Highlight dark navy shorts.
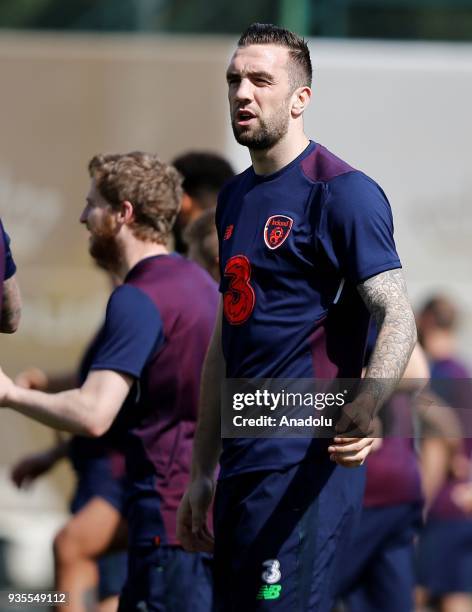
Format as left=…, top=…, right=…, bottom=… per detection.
left=417, top=518, right=472, bottom=596
left=71, top=455, right=127, bottom=515
left=336, top=502, right=422, bottom=612
left=118, top=545, right=213, bottom=612
left=71, top=457, right=128, bottom=600
left=213, top=458, right=365, bottom=612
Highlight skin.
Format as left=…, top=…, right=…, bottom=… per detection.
left=177, top=43, right=417, bottom=553
left=1, top=274, right=21, bottom=333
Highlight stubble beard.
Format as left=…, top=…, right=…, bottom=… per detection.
left=232, top=102, right=290, bottom=151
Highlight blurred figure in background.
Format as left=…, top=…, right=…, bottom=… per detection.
left=0, top=218, right=21, bottom=334
left=171, top=151, right=234, bottom=253
left=10, top=276, right=127, bottom=612
left=417, top=295, right=472, bottom=612
left=0, top=151, right=218, bottom=611
left=184, top=207, right=219, bottom=282
left=335, top=333, right=427, bottom=612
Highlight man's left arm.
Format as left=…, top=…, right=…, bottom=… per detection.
left=329, top=268, right=417, bottom=466
left=359, top=268, right=417, bottom=385
left=0, top=368, right=133, bottom=436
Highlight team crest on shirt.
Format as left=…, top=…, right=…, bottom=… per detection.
left=264, top=215, right=293, bottom=250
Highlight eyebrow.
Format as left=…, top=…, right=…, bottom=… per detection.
left=226, top=69, right=275, bottom=82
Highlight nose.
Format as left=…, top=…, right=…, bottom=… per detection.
left=233, top=77, right=253, bottom=105
left=79, top=205, right=88, bottom=225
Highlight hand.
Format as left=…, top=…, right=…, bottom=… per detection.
left=0, top=367, right=15, bottom=407
left=329, top=398, right=376, bottom=467
left=15, top=367, right=48, bottom=391
left=176, top=476, right=215, bottom=553
left=328, top=436, right=375, bottom=467
left=10, top=450, right=57, bottom=488
left=451, top=483, right=472, bottom=514
left=335, top=398, right=375, bottom=439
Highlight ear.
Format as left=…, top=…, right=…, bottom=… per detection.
left=119, top=200, right=135, bottom=225
left=291, top=86, right=312, bottom=118
left=180, top=192, right=193, bottom=216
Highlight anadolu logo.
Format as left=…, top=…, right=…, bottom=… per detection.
left=264, top=215, right=293, bottom=250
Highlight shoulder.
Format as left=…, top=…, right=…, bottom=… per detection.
left=106, top=283, right=160, bottom=322
left=322, top=169, right=392, bottom=225
left=300, top=143, right=356, bottom=184
left=219, top=167, right=252, bottom=198
left=216, top=168, right=253, bottom=216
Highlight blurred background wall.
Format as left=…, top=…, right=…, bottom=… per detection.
left=0, top=0, right=471, bottom=591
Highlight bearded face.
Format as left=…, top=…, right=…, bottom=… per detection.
left=231, top=98, right=290, bottom=150
left=81, top=179, right=124, bottom=273
left=88, top=212, right=123, bottom=273
left=227, top=45, right=294, bottom=153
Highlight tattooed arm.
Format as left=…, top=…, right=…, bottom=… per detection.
left=358, top=268, right=417, bottom=405
left=1, top=275, right=21, bottom=333
left=329, top=268, right=416, bottom=467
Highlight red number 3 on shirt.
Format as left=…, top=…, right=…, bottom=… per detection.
left=223, top=255, right=255, bottom=325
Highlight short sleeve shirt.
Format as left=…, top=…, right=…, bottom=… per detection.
left=84, top=254, right=218, bottom=545
left=216, top=141, right=401, bottom=477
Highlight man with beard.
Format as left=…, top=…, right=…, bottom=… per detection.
left=1, top=218, right=21, bottom=333
left=0, top=152, right=218, bottom=611
left=177, top=23, right=417, bottom=612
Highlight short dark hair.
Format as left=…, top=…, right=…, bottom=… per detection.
left=418, top=295, right=458, bottom=331
left=238, top=23, right=312, bottom=89
left=172, top=151, right=234, bottom=207
left=88, top=151, right=182, bottom=244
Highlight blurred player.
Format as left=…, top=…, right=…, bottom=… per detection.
left=11, top=275, right=127, bottom=612
left=335, top=337, right=428, bottom=612
left=0, top=152, right=218, bottom=611
left=417, top=295, right=472, bottom=612
left=177, top=23, right=417, bottom=611
left=0, top=218, right=21, bottom=333
left=171, top=151, right=234, bottom=253
left=184, top=208, right=219, bottom=282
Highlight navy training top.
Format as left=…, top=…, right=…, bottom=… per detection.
left=216, top=141, right=402, bottom=478
left=86, top=254, right=218, bottom=545
left=0, top=219, right=17, bottom=318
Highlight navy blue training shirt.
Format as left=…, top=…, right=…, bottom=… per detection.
left=0, top=219, right=17, bottom=320
left=85, top=254, right=218, bottom=546
left=216, top=141, right=402, bottom=478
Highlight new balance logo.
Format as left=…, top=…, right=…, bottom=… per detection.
left=257, top=585, right=282, bottom=601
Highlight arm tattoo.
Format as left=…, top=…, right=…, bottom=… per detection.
left=357, top=268, right=417, bottom=408
left=1, top=276, right=22, bottom=333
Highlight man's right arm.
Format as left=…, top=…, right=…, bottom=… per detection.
left=177, top=298, right=224, bottom=552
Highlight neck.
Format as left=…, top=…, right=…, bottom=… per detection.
left=250, top=130, right=310, bottom=176
left=117, top=235, right=169, bottom=279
